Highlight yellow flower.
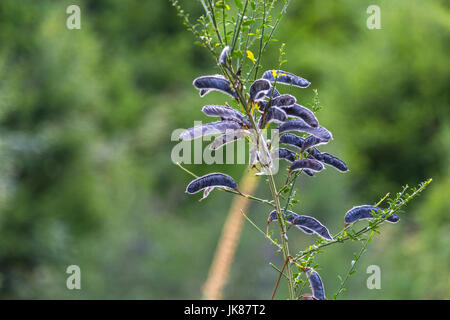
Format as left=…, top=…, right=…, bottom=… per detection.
left=246, top=50, right=256, bottom=63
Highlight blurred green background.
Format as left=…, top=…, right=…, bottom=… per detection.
left=0, top=0, right=448, bottom=299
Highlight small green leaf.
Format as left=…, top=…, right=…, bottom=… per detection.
left=233, top=0, right=243, bottom=10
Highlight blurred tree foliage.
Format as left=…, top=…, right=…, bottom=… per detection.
left=0, top=0, right=448, bottom=299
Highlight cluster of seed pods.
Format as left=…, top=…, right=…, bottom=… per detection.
left=180, top=47, right=402, bottom=300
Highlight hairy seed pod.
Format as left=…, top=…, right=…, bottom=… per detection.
left=267, top=210, right=314, bottom=234
left=271, top=94, right=297, bottom=107
left=303, top=169, right=315, bottom=177
left=266, top=86, right=281, bottom=98
left=217, top=46, right=229, bottom=65
left=344, top=205, right=400, bottom=224
left=264, top=106, right=287, bottom=124
left=301, top=135, right=328, bottom=151
left=289, top=158, right=324, bottom=172
left=278, top=120, right=333, bottom=142
left=292, top=215, right=333, bottom=240
left=201, top=186, right=215, bottom=201
left=272, top=148, right=297, bottom=162
left=201, top=105, right=245, bottom=123
left=193, top=75, right=237, bottom=98
left=281, top=104, right=319, bottom=127
left=209, top=130, right=245, bottom=150
left=279, top=133, right=305, bottom=150
left=305, top=268, right=326, bottom=300
left=186, top=173, right=237, bottom=194
left=249, top=79, right=271, bottom=101
left=179, top=120, right=242, bottom=140
left=320, top=152, right=348, bottom=172
left=263, top=70, right=311, bottom=88
left=309, top=147, right=324, bottom=161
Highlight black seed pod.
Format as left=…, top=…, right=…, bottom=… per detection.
left=267, top=210, right=314, bottom=234
left=321, top=152, right=348, bottom=172
left=249, top=79, right=271, bottom=101
left=272, top=148, right=297, bottom=162
left=209, top=130, right=245, bottom=150
left=305, top=268, right=326, bottom=300
left=218, top=46, right=229, bottom=65
left=278, top=120, right=333, bottom=142
left=179, top=120, right=242, bottom=140
left=292, top=215, right=333, bottom=240
left=303, top=169, right=315, bottom=177
left=279, top=133, right=305, bottom=150
left=264, top=106, right=287, bottom=124
left=344, top=205, right=400, bottom=224
left=201, top=105, right=245, bottom=123
left=289, top=159, right=324, bottom=172
left=263, top=70, right=311, bottom=88
left=281, top=104, right=319, bottom=127
left=193, top=75, right=237, bottom=98
left=302, top=135, right=328, bottom=151
left=186, top=173, right=238, bottom=194
left=309, top=147, right=324, bottom=161
left=271, top=94, right=297, bottom=107
left=266, top=86, right=281, bottom=98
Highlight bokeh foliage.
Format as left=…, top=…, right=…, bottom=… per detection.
left=0, top=0, right=448, bottom=299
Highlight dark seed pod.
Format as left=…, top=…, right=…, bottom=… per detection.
left=289, top=159, right=324, bottom=172
left=263, top=70, right=311, bottom=88
left=305, top=268, right=326, bottom=300
left=309, top=147, right=324, bottom=161
left=201, top=105, right=245, bottom=123
left=321, top=152, right=348, bottom=172
left=209, top=130, right=245, bottom=150
left=267, top=210, right=314, bottom=234
left=266, top=86, right=281, bottom=98
left=186, top=173, right=238, bottom=194
left=264, top=106, right=287, bottom=124
left=193, top=75, right=237, bottom=98
left=281, top=104, right=319, bottom=127
left=179, top=120, right=242, bottom=140
left=344, top=205, right=400, bottom=224
left=249, top=79, right=271, bottom=101
left=271, top=94, right=297, bottom=107
left=278, top=120, right=333, bottom=142
left=217, top=46, right=229, bottom=65
left=302, top=135, right=328, bottom=151
left=279, top=133, right=305, bottom=150
left=200, top=186, right=215, bottom=201
left=292, top=215, right=333, bottom=240
left=272, top=148, right=297, bottom=162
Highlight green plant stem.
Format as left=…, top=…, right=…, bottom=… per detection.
left=294, top=179, right=431, bottom=262
left=267, top=171, right=295, bottom=300
left=334, top=230, right=375, bottom=299
left=243, top=213, right=281, bottom=249
left=245, top=0, right=292, bottom=82
left=222, top=0, right=227, bottom=45
left=253, top=0, right=267, bottom=80
left=230, top=0, right=249, bottom=55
